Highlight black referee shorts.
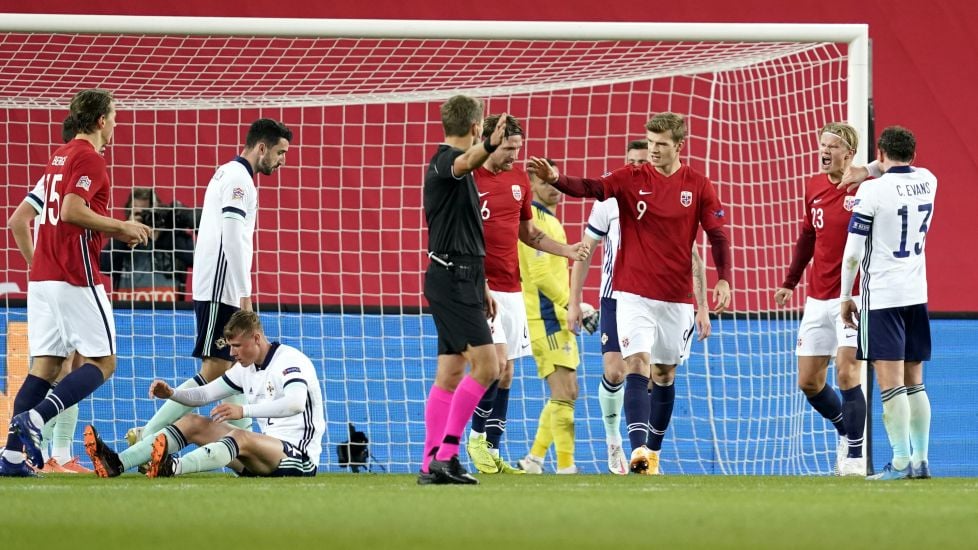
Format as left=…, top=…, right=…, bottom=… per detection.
left=424, top=258, right=492, bottom=355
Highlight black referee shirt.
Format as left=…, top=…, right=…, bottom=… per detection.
left=423, top=144, right=485, bottom=257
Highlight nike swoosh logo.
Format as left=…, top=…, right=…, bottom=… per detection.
left=813, top=198, right=823, bottom=203
left=479, top=192, right=490, bottom=197
left=639, top=190, right=652, bottom=195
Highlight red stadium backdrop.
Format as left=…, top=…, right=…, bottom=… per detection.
left=2, top=0, right=975, bottom=312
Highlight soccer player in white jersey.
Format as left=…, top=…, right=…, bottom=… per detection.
left=1, top=118, right=93, bottom=474
left=774, top=122, right=868, bottom=477
left=529, top=113, right=731, bottom=475
left=568, top=139, right=711, bottom=475
left=2, top=90, right=151, bottom=476
left=840, top=126, right=936, bottom=481
left=85, top=310, right=325, bottom=477
left=463, top=115, right=587, bottom=475
left=129, top=119, right=292, bottom=445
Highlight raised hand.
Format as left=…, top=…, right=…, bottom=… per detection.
left=527, top=156, right=558, bottom=184
left=839, top=165, right=870, bottom=191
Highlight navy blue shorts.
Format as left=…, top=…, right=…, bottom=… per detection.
left=192, top=300, right=239, bottom=361
left=857, top=303, right=931, bottom=362
left=237, top=440, right=317, bottom=477
left=424, top=260, right=492, bottom=355
left=599, top=297, right=620, bottom=354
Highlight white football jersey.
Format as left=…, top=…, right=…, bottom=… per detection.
left=222, top=343, right=325, bottom=464
left=849, top=165, right=937, bottom=309
left=192, top=158, right=258, bottom=307
left=584, top=198, right=621, bottom=299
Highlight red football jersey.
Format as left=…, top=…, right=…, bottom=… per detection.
left=30, top=139, right=111, bottom=287
left=600, top=163, right=726, bottom=304
left=801, top=173, right=860, bottom=299
left=474, top=166, right=533, bottom=292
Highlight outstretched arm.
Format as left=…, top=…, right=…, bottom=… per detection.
left=519, top=218, right=589, bottom=261
left=149, top=376, right=238, bottom=406
left=526, top=157, right=606, bottom=200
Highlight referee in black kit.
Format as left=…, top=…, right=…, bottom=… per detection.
left=418, top=96, right=508, bottom=485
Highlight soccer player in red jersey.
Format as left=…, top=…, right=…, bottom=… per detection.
left=774, top=122, right=867, bottom=476
left=527, top=112, right=731, bottom=475
left=464, top=115, right=586, bottom=474
left=1, top=89, right=151, bottom=476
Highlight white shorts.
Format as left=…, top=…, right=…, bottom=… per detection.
left=28, top=281, right=116, bottom=358
left=487, top=290, right=531, bottom=360
left=796, top=296, right=858, bottom=357
left=615, top=292, right=695, bottom=365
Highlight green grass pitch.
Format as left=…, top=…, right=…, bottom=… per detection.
left=2, top=474, right=976, bottom=549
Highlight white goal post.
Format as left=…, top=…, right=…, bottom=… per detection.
left=0, top=15, right=868, bottom=475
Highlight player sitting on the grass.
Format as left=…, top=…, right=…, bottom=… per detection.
left=85, top=310, right=324, bottom=477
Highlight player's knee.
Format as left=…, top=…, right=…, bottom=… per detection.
left=176, top=413, right=212, bottom=438
left=603, top=356, right=626, bottom=384
left=797, top=379, right=821, bottom=395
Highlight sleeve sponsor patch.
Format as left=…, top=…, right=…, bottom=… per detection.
left=232, top=187, right=245, bottom=200
left=713, top=208, right=725, bottom=218
left=282, top=367, right=301, bottom=376
left=76, top=175, right=92, bottom=190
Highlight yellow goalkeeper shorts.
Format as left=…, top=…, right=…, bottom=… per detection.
left=530, top=330, right=579, bottom=379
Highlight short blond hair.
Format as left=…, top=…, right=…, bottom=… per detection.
left=645, top=112, right=686, bottom=143
left=820, top=122, right=859, bottom=153
left=223, top=310, right=263, bottom=339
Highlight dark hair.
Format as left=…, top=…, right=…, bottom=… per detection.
left=877, top=126, right=916, bottom=163
left=481, top=115, right=524, bottom=139
left=440, top=95, right=484, bottom=137
left=627, top=139, right=648, bottom=152
left=61, top=116, right=76, bottom=143
left=67, top=89, right=114, bottom=134
left=245, top=118, right=293, bottom=149
left=123, top=187, right=161, bottom=220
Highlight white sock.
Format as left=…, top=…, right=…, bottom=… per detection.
left=598, top=376, right=624, bottom=445
left=907, top=385, right=931, bottom=465
left=881, top=386, right=911, bottom=470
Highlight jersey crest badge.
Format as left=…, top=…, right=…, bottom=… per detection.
left=76, top=176, right=92, bottom=191
left=512, top=185, right=522, bottom=201
left=680, top=191, right=693, bottom=207
left=843, top=196, right=857, bottom=212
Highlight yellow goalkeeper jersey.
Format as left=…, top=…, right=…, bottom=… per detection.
left=519, top=201, right=570, bottom=339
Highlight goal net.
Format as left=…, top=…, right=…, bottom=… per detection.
left=0, top=16, right=868, bottom=475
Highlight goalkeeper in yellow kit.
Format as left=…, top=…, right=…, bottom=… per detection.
left=517, top=158, right=580, bottom=474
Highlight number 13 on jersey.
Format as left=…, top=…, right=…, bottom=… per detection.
left=894, top=203, right=933, bottom=258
